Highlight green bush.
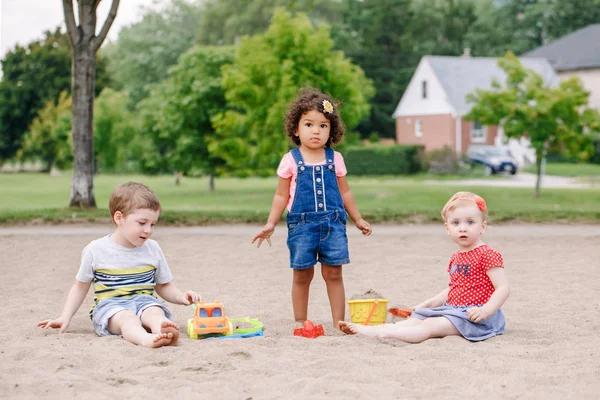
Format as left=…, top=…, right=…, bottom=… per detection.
left=343, top=145, right=424, bottom=175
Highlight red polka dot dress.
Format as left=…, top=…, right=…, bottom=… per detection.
left=411, top=244, right=506, bottom=341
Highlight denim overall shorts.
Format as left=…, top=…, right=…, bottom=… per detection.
left=286, top=147, right=350, bottom=269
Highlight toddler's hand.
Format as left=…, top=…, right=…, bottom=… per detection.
left=37, top=317, right=71, bottom=334
left=181, top=290, right=200, bottom=305
left=251, top=223, right=275, bottom=248
left=355, top=218, right=372, bottom=236
left=467, top=306, right=489, bottom=323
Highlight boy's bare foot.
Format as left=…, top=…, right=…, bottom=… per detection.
left=161, top=321, right=180, bottom=346
left=338, top=321, right=360, bottom=335
left=141, top=332, right=172, bottom=348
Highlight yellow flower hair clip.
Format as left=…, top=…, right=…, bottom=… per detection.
left=322, top=100, right=334, bottom=114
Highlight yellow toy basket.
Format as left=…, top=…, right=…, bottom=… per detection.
left=348, top=298, right=389, bottom=325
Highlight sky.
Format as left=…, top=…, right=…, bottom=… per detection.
left=0, top=0, right=167, bottom=58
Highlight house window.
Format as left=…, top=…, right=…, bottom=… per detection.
left=471, top=122, right=486, bottom=143
left=415, top=119, right=423, bottom=137
left=422, top=80, right=427, bottom=99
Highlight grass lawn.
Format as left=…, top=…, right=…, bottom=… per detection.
left=524, top=162, right=600, bottom=177
left=1, top=172, right=599, bottom=224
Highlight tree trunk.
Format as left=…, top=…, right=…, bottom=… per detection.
left=69, top=45, right=97, bottom=207
left=63, top=0, right=119, bottom=208
left=534, top=151, right=542, bottom=198
left=209, top=174, right=215, bottom=192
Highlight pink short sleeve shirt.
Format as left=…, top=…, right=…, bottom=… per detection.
left=277, top=150, right=347, bottom=211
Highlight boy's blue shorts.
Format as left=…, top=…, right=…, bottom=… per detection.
left=91, top=295, right=172, bottom=337
left=286, top=210, right=350, bottom=269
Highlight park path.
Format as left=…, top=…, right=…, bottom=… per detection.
left=0, top=223, right=598, bottom=237
left=425, top=172, right=598, bottom=189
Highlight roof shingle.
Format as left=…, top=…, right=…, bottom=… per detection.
left=523, top=24, right=600, bottom=71
left=426, top=56, right=558, bottom=116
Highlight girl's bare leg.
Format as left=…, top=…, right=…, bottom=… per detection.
left=321, top=264, right=345, bottom=327
left=292, top=267, right=314, bottom=323
left=338, top=317, right=460, bottom=343
left=141, top=306, right=180, bottom=346
left=108, top=310, right=172, bottom=348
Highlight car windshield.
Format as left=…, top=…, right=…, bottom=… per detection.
left=482, top=148, right=509, bottom=156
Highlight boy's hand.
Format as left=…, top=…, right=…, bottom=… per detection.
left=467, top=306, right=489, bottom=323
left=180, top=290, right=200, bottom=306
left=355, top=218, right=372, bottom=236
left=251, top=223, right=275, bottom=248
left=37, top=317, right=71, bottom=334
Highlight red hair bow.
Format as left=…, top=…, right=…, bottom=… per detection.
left=475, top=197, right=487, bottom=212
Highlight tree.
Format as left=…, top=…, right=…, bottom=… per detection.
left=104, top=0, right=204, bottom=106
left=62, top=0, right=119, bottom=208
left=137, top=46, right=234, bottom=190
left=542, top=0, right=600, bottom=41
left=197, top=0, right=345, bottom=46
left=465, top=53, right=600, bottom=197
left=210, top=10, right=374, bottom=176
left=94, top=88, right=140, bottom=172
left=0, top=28, right=109, bottom=163
left=18, top=91, right=73, bottom=172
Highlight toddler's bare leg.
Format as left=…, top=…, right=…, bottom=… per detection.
left=339, top=317, right=459, bottom=343
left=321, top=264, right=345, bottom=327
left=108, top=310, right=172, bottom=348
left=140, top=306, right=180, bottom=346
left=292, top=267, right=314, bottom=323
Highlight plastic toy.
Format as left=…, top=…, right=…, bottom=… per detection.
left=187, top=301, right=232, bottom=340
left=388, top=307, right=412, bottom=318
left=294, top=320, right=325, bottom=338
left=348, top=298, right=389, bottom=325
left=187, top=301, right=264, bottom=340
left=207, top=318, right=264, bottom=340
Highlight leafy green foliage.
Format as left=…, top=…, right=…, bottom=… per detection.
left=344, top=145, right=424, bottom=175
left=210, top=10, right=374, bottom=176
left=104, top=0, right=204, bottom=106
left=94, top=89, right=142, bottom=172
left=18, top=91, right=73, bottom=171
left=197, top=0, right=345, bottom=45
left=137, top=46, right=234, bottom=178
left=465, top=52, right=600, bottom=196
left=0, top=27, right=109, bottom=163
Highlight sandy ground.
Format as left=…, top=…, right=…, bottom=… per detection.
left=1, top=224, right=599, bottom=399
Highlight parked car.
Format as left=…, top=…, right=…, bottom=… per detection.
left=466, top=145, right=518, bottom=175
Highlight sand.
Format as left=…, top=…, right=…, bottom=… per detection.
left=1, top=224, right=599, bottom=399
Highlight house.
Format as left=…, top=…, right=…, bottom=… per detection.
left=523, top=24, right=600, bottom=111
left=392, top=54, right=558, bottom=165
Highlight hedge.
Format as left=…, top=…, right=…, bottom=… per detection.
left=343, top=144, right=424, bottom=175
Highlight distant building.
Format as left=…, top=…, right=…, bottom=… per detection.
left=523, top=24, right=600, bottom=111
left=392, top=54, right=558, bottom=165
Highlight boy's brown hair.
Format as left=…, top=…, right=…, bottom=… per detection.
left=284, top=88, right=346, bottom=147
left=109, top=182, right=161, bottom=221
left=441, top=191, right=488, bottom=222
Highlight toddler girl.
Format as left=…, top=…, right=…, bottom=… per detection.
left=339, top=191, right=509, bottom=342
left=251, top=88, right=372, bottom=327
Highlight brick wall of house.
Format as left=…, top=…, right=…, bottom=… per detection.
left=461, top=121, right=498, bottom=152
left=395, top=114, right=455, bottom=151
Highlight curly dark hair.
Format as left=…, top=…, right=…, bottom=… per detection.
left=284, top=88, right=345, bottom=147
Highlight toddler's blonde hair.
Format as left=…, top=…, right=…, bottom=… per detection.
left=109, top=182, right=161, bottom=221
left=441, top=191, right=488, bottom=222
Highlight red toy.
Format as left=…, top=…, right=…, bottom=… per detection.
left=388, top=307, right=412, bottom=318
left=293, top=320, right=325, bottom=338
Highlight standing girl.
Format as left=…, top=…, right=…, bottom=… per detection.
left=339, top=191, right=509, bottom=342
left=252, top=88, right=372, bottom=327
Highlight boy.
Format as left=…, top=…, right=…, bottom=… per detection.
left=38, top=182, right=199, bottom=348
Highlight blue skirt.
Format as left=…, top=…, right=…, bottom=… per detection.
left=410, top=303, right=505, bottom=341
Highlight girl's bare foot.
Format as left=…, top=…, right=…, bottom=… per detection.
left=338, top=321, right=360, bottom=335
left=141, top=332, right=172, bottom=348
left=161, top=321, right=180, bottom=346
